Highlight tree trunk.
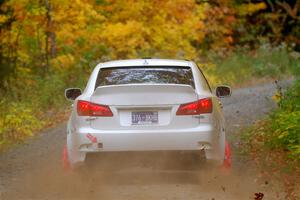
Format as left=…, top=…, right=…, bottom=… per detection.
left=44, top=0, right=56, bottom=71
left=275, top=0, right=300, bottom=20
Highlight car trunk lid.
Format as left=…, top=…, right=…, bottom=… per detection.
left=89, top=84, right=201, bottom=130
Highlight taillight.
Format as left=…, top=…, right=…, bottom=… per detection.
left=176, top=98, right=212, bottom=115
left=77, top=100, right=113, bottom=117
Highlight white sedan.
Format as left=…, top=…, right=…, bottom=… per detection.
left=64, top=59, right=231, bottom=168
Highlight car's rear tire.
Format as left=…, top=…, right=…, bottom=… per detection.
left=203, top=141, right=231, bottom=172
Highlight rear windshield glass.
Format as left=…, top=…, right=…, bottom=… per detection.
left=95, top=66, right=194, bottom=89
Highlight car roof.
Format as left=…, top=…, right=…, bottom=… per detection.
left=98, top=59, right=192, bottom=68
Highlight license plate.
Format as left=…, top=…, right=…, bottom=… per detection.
left=131, top=111, right=158, bottom=125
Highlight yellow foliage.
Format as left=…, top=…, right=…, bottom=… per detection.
left=0, top=15, right=8, bottom=24
left=51, top=54, right=75, bottom=71
left=94, top=0, right=207, bottom=59
left=272, top=91, right=282, bottom=103
left=0, top=103, right=43, bottom=144
left=0, top=0, right=212, bottom=68
left=0, top=0, right=259, bottom=75
left=238, top=2, right=267, bottom=16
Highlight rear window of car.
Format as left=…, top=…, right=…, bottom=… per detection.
left=95, top=66, right=195, bottom=89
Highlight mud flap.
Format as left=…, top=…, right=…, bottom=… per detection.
left=223, top=141, right=231, bottom=168
left=62, top=145, right=70, bottom=171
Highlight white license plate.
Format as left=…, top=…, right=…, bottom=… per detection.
left=132, top=111, right=158, bottom=125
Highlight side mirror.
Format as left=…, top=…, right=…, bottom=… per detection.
left=215, top=85, right=231, bottom=98
left=65, top=88, right=82, bottom=101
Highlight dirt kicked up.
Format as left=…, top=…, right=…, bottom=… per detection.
left=0, top=81, right=290, bottom=200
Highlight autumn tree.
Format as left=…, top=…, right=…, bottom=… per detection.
left=1, top=0, right=299, bottom=92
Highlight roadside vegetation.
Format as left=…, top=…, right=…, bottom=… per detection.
left=240, top=77, right=300, bottom=161
left=1, top=0, right=300, bottom=160
left=239, top=77, right=300, bottom=199
left=203, top=43, right=300, bottom=87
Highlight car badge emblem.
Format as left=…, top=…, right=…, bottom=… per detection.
left=143, top=60, right=149, bottom=65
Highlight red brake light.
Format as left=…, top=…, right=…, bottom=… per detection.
left=77, top=100, right=113, bottom=117
left=176, top=98, right=212, bottom=115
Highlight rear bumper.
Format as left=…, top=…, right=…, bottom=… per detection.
left=70, top=124, right=215, bottom=152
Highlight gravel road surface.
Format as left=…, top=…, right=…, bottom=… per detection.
left=0, top=81, right=290, bottom=200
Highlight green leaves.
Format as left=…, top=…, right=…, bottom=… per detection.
left=242, top=79, right=300, bottom=162
left=0, top=102, right=43, bottom=147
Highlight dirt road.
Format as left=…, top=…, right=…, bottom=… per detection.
left=0, top=81, right=290, bottom=200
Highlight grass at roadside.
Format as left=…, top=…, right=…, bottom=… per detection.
left=202, top=43, right=299, bottom=87
left=0, top=70, right=88, bottom=151
left=239, top=79, right=300, bottom=199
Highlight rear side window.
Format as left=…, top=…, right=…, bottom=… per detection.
left=95, top=66, right=195, bottom=89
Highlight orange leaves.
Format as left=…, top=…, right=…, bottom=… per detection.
left=164, top=0, right=195, bottom=24
left=225, top=15, right=235, bottom=24
left=225, top=36, right=233, bottom=44
left=202, top=4, right=237, bottom=49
